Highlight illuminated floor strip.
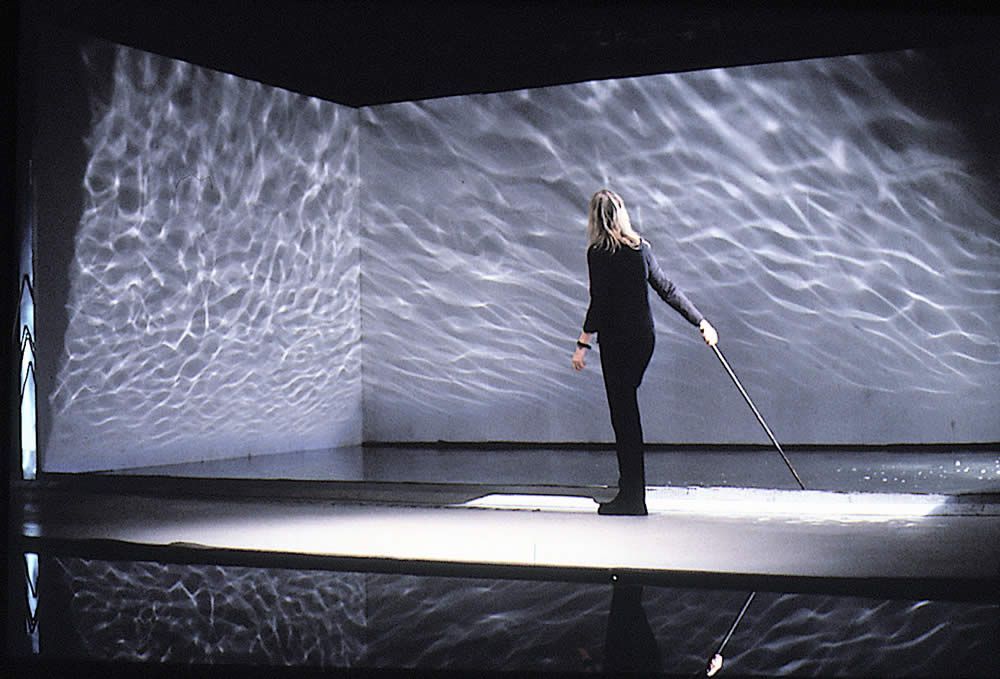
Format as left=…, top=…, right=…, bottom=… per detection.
left=462, top=486, right=996, bottom=520
left=17, top=487, right=1000, bottom=579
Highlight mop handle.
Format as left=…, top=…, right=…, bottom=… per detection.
left=710, top=344, right=806, bottom=490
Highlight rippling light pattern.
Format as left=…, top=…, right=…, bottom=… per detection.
left=39, top=42, right=1000, bottom=472
left=45, top=45, right=361, bottom=471
left=360, top=50, right=1000, bottom=444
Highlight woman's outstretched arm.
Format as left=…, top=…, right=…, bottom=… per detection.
left=645, top=244, right=718, bottom=346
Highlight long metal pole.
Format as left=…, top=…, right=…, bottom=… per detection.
left=711, top=345, right=806, bottom=490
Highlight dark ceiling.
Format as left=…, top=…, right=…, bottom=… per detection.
left=20, top=1, right=1000, bottom=107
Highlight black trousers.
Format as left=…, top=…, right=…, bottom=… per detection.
left=599, top=332, right=655, bottom=498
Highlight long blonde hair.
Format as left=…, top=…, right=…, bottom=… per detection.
left=587, top=189, right=642, bottom=251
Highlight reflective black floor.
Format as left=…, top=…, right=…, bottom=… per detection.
left=10, top=445, right=1000, bottom=677
left=9, top=553, right=1000, bottom=677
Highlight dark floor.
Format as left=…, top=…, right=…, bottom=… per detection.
left=9, top=554, right=999, bottom=677
left=10, top=444, right=1000, bottom=677
left=12, top=445, right=1000, bottom=592
left=100, top=443, right=1000, bottom=495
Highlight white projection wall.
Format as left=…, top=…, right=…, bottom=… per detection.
left=38, top=41, right=361, bottom=471
left=359, top=50, right=1000, bottom=445
left=33, top=35, right=999, bottom=473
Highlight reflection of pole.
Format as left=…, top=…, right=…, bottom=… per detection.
left=710, top=345, right=806, bottom=490
left=716, top=591, right=755, bottom=657
left=705, top=591, right=756, bottom=677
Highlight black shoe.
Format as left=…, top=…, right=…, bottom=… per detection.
left=598, top=493, right=647, bottom=516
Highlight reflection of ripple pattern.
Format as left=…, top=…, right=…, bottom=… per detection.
left=48, top=45, right=361, bottom=470
left=715, top=591, right=998, bottom=677
left=363, top=575, right=609, bottom=671
left=361, top=50, right=1000, bottom=444
left=51, top=560, right=998, bottom=676
left=54, top=558, right=366, bottom=667
left=365, top=576, right=996, bottom=675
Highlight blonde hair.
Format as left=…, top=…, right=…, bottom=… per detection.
left=587, top=189, right=642, bottom=251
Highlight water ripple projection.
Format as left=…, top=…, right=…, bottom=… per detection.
left=360, top=48, right=999, bottom=445
left=45, top=43, right=362, bottom=471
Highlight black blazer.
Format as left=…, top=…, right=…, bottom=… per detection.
left=583, top=240, right=703, bottom=340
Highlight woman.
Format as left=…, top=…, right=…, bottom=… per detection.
left=572, top=189, right=717, bottom=516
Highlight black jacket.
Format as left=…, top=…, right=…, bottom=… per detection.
left=583, top=240, right=703, bottom=340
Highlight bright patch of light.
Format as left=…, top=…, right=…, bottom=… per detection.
left=463, top=487, right=963, bottom=522
left=21, top=368, right=37, bottom=481
left=646, top=487, right=952, bottom=522
left=20, top=164, right=36, bottom=481
left=464, top=494, right=598, bottom=512
left=19, top=290, right=37, bottom=481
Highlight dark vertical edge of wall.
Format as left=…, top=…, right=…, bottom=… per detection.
left=6, top=0, right=25, bottom=660
left=8, top=5, right=31, bottom=484
left=28, top=28, right=116, bottom=472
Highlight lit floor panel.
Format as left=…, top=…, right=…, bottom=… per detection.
left=465, top=486, right=989, bottom=519
left=18, top=485, right=1000, bottom=582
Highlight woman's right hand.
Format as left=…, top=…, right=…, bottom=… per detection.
left=699, top=319, right=719, bottom=347
left=572, top=347, right=588, bottom=371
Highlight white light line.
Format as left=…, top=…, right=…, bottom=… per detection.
left=461, top=487, right=993, bottom=521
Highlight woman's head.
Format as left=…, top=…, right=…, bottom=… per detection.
left=587, top=189, right=642, bottom=251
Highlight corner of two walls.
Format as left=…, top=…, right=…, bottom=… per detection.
left=36, top=38, right=1000, bottom=472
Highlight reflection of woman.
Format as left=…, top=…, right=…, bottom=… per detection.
left=604, top=584, right=661, bottom=673
left=573, top=190, right=717, bottom=516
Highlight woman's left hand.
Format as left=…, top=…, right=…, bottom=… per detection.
left=699, top=319, right=719, bottom=347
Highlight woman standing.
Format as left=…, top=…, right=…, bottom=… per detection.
left=572, top=189, right=717, bottom=515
